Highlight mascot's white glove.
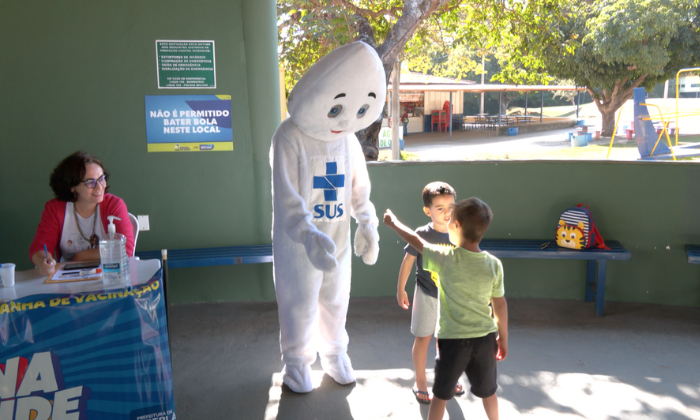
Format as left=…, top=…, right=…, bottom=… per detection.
left=304, top=230, right=338, bottom=272
left=354, top=223, right=379, bottom=265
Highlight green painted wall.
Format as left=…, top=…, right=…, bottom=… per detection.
left=359, top=160, right=700, bottom=307
left=0, top=0, right=278, bottom=302
left=2, top=1, right=699, bottom=308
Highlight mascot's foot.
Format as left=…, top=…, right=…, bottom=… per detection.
left=283, top=364, right=313, bottom=393
left=320, top=353, right=356, bottom=385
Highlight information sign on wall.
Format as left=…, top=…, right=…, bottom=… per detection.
left=145, top=95, right=233, bottom=152
left=156, top=40, right=216, bottom=89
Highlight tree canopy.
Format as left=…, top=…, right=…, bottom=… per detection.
left=278, top=0, right=571, bottom=159
left=543, top=0, right=700, bottom=135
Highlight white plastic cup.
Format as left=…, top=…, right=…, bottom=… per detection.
left=1, top=263, right=16, bottom=287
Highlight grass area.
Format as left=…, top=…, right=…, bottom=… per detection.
left=509, top=102, right=600, bottom=119
left=511, top=98, right=700, bottom=121
left=377, top=149, right=420, bottom=161
left=376, top=135, right=700, bottom=162
left=679, top=134, right=700, bottom=143
left=463, top=144, right=639, bottom=161
left=461, top=135, right=700, bottom=161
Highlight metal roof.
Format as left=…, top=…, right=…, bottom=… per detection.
left=388, top=83, right=586, bottom=93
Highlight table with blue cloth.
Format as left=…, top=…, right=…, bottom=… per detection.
left=0, top=258, right=175, bottom=420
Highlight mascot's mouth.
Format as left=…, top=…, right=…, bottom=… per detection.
left=331, top=130, right=343, bottom=133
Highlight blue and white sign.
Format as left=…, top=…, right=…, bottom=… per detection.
left=145, top=95, right=233, bottom=152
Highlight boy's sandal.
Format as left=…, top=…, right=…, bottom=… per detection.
left=455, top=382, right=465, bottom=396
left=412, top=387, right=431, bottom=405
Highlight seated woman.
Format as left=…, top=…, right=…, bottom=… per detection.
left=29, top=151, right=134, bottom=276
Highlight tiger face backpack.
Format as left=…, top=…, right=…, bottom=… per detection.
left=555, top=204, right=609, bottom=250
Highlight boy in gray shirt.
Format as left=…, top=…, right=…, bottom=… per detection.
left=396, top=182, right=464, bottom=403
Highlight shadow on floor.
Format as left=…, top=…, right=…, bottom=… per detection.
left=169, top=297, right=700, bottom=420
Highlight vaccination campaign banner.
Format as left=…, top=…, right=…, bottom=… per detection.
left=145, top=95, right=233, bottom=152
left=0, top=271, right=175, bottom=420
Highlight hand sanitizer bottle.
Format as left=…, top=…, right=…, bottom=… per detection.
left=99, top=215, right=130, bottom=286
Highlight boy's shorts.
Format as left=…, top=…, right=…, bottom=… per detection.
left=410, top=285, right=437, bottom=337
left=432, top=333, right=498, bottom=400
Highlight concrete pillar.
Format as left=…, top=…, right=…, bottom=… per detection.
left=242, top=0, right=279, bottom=242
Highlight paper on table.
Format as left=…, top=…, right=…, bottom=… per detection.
left=45, top=262, right=103, bottom=284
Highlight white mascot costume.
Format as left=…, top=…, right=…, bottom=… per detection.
left=270, top=41, right=386, bottom=393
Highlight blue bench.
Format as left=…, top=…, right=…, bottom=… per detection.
left=480, top=239, right=631, bottom=317
left=135, top=245, right=273, bottom=324
left=686, top=245, right=700, bottom=264
left=135, top=244, right=273, bottom=268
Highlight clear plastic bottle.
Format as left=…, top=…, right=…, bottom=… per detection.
left=99, top=215, right=130, bottom=286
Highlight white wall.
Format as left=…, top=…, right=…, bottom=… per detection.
left=425, top=91, right=462, bottom=114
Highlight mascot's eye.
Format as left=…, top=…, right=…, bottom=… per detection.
left=328, top=104, right=343, bottom=118
left=570, top=232, right=577, bottom=239
left=561, top=232, right=566, bottom=238
left=357, top=104, right=370, bottom=118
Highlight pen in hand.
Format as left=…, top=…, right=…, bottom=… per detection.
left=43, top=244, right=56, bottom=269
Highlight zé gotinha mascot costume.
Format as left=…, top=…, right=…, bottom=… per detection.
left=270, top=41, right=385, bottom=393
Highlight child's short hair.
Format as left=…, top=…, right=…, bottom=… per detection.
left=422, top=181, right=456, bottom=207
left=452, top=197, right=493, bottom=243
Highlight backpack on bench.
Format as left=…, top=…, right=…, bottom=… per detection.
left=555, top=204, right=609, bottom=250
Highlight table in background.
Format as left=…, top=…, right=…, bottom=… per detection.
left=0, top=258, right=175, bottom=420
left=513, top=115, right=534, bottom=124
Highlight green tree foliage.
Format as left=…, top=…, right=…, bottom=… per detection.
left=543, top=0, right=700, bottom=136
left=278, top=0, right=571, bottom=159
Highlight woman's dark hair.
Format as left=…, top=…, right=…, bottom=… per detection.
left=49, top=151, right=110, bottom=202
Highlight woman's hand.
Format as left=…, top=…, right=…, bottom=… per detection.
left=32, top=251, right=57, bottom=277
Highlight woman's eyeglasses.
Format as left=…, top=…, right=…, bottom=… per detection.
left=81, top=174, right=108, bottom=189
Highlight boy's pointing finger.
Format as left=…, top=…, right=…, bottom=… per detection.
left=383, top=209, right=394, bottom=226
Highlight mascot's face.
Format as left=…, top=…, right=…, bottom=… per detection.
left=287, top=42, right=387, bottom=142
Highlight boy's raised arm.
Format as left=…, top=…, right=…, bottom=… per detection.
left=383, top=209, right=426, bottom=253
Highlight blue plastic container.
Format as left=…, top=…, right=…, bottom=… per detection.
left=572, top=135, right=588, bottom=147
left=508, top=127, right=518, bottom=136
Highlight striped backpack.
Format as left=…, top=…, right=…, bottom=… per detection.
left=555, top=204, right=609, bottom=250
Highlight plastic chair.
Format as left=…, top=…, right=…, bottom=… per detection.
left=128, top=213, right=139, bottom=252
left=439, top=111, right=448, bottom=132
left=431, top=111, right=441, bottom=132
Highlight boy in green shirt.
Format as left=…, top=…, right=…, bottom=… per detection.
left=384, top=197, right=508, bottom=420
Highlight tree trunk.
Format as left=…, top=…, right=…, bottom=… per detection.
left=500, top=98, right=511, bottom=115
left=601, top=110, right=617, bottom=137
left=589, top=75, right=647, bottom=137
left=595, top=93, right=633, bottom=136
left=355, top=117, right=383, bottom=161
left=353, top=0, right=451, bottom=160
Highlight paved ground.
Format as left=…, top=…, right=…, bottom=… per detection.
left=397, top=115, right=700, bottom=161
left=169, top=297, right=700, bottom=420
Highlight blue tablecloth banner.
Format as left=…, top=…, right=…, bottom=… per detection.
left=0, top=270, right=174, bottom=420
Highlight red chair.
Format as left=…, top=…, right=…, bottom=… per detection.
left=431, top=111, right=441, bottom=132
left=438, top=111, right=448, bottom=132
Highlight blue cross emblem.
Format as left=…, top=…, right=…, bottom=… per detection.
left=313, top=162, right=345, bottom=201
